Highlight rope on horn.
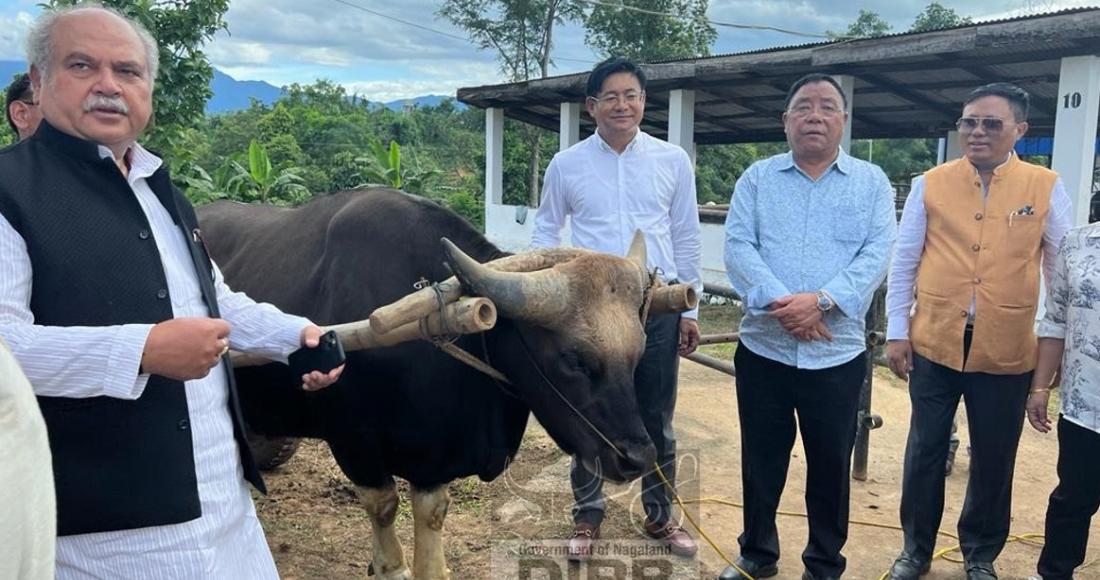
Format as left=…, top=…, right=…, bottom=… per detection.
left=413, top=277, right=514, bottom=385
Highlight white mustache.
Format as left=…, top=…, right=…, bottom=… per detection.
left=83, top=95, right=128, bottom=115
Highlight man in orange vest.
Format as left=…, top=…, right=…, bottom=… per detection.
left=884, top=83, right=1073, bottom=580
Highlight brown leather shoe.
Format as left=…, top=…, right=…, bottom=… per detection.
left=644, top=520, right=698, bottom=558
left=568, top=522, right=600, bottom=561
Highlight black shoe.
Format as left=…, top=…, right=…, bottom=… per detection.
left=889, top=553, right=930, bottom=580
left=718, top=557, right=778, bottom=580
left=965, top=561, right=998, bottom=580
left=802, top=570, right=839, bottom=580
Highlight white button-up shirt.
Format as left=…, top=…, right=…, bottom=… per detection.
left=1037, top=224, right=1100, bottom=435
left=0, top=142, right=310, bottom=579
left=531, top=130, right=702, bottom=318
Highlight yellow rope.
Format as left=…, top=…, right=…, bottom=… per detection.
left=654, top=462, right=756, bottom=580
left=652, top=463, right=1084, bottom=580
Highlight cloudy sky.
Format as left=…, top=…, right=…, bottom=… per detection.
left=0, top=0, right=1092, bottom=102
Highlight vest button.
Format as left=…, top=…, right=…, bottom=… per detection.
left=138, top=230, right=150, bottom=240
left=973, top=277, right=982, bottom=284
left=971, top=243, right=980, bottom=252
left=177, top=419, right=190, bottom=431
left=960, top=310, right=968, bottom=317
left=975, top=212, right=983, bottom=221
left=156, top=289, right=168, bottom=299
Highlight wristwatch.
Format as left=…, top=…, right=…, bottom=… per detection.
left=815, top=290, right=835, bottom=312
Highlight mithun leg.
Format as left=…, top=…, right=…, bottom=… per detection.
left=357, top=481, right=411, bottom=580
left=411, top=485, right=451, bottom=580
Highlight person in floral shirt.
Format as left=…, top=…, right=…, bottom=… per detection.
left=1027, top=224, right=1100, bottom=580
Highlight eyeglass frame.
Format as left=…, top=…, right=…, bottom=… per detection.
left=955, top=116, right=1012, bottom=133
left=785, top=102, right=846, bottom=118
left=586, top=90, right=645, bottom=107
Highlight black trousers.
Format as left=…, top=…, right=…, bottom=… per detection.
left=899, top=352, right=1031, bottom=563
left=1037, top=416, right=1100, bottom=580
left=572, top=312, right=681, bottom=526
left=734, top=344, right=866, bottom=578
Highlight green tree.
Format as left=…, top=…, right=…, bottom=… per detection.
left=439, top=0, right=584, bottom=207
left=910, top=2, right=972, bottom=32
left=583, top=0, right=717, bottom=61
left=187, top=80, right=488, bottom=227
left=828, top=9, right=892, bottom=39
left=695, top=142, right=787, bottom=204
left=848, top=138, right=937, bottom=183
left=46, top=0, right=230, bottom=155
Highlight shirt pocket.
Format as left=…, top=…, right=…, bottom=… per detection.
left=1004, top=214, right=1043, bottom=259
left=829, top=197, right=869, bottom=244
left=831, top=208, right=869, bottom=248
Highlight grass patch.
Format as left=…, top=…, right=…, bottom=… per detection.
left=696, top=303, right=741, bottom=360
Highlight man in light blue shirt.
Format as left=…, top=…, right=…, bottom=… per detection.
left=720, top=73, right=896, bottom=580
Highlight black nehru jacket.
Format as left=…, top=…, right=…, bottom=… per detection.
left=0, top=121, right=264, bottom=536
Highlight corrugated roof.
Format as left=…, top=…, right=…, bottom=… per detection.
left=458, top=7, right=1100, bottom=144
left=663, top=5, right=1100, bottom=64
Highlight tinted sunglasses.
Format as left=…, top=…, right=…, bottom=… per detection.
left=955, top=117, right=1008, bottom=133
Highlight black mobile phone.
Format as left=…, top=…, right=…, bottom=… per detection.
left=288, top=330, right=346, bottom=377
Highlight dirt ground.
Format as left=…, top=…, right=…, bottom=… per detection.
left=255, top=361, right=1099, bottom=580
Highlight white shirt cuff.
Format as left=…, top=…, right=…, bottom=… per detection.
left=886, top=315, right=910, bottom=341
left=104, top=324, right=154, bottom=399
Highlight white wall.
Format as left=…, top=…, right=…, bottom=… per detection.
left=485, top=202, right=730, bottom=286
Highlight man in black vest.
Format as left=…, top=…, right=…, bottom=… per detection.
left=0, top=5, right=342, bottom=578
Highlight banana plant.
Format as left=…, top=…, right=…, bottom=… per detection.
left=227, top=139, right=310, bottom=205
left=357, top=139, right=440, bottom=195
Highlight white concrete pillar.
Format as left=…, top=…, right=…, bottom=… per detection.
left=832, top=75, right=855, bottom=153
left=1051, top=55, right=1100, bottom=226
left=560, top=102, right=581, bottom=151
left=668, top=89, right=696, bottom=163
left=485, top=107, right=504, bottom=205
left=937, top=137, right=947, bottom=164
left=944, top=130, right=963, bottom=161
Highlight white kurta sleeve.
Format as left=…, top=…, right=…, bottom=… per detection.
left=0, top=212, right=152, bottom=399
left=212, top=264, right=311, bottom=363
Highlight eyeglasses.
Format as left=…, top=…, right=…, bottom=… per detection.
left=588, top=91, right=644, bottom=107
left=955, top=117, right=1008, bottom=133
left=786, top=103, right=845, bottom=118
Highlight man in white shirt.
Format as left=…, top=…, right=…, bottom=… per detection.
left=532, top=56, right=703, bottom=559
left=0, top=6, right=342, bottom=578
left=0, top=338, right=54, bottom=580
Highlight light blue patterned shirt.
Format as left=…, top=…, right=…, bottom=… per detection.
left=1037, top=224, right=1100, bottom=435
left=724, top=150, right=897, bottom=370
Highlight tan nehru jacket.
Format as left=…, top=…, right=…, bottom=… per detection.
left=909, top=155, right=1056, bottom=374
left=0, top=338, right=55, bottom=580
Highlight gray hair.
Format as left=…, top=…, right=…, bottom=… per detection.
left=25, top=3, right=160, bottom=85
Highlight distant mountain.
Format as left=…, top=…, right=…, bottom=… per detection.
left=0, top=60, right=463, bottom=114
left=380, top=94, right=461, bottom=110
left=208, top=68, right=283, bottom=113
